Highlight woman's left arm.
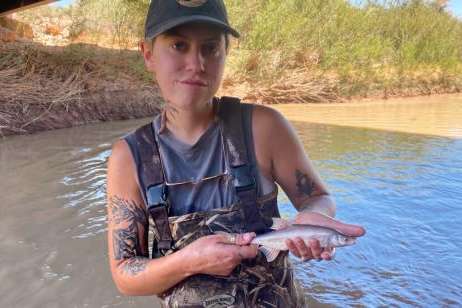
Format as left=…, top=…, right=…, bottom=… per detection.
left=252, top=105, right=365, bottom=261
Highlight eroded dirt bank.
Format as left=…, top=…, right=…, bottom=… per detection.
left=0, top=41, right=162, bottom=137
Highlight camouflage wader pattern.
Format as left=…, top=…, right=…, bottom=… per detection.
left=158, top=193, right=307, bottom=308
left=133, top=97, right=306, bottom=308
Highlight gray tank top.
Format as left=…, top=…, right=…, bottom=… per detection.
left=125, top=103, right=275, bottom=216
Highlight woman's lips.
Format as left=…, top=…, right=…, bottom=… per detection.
left=179, top=80, right=207, bottom=87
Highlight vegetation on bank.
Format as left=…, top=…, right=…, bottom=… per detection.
left=9, top=0, right=462, bottom=102
left=226, top=0, right=462, bottom=101
left=24, top=0, right=460, bottom=102
left=0, top=42, right=160, bottom=136
left=1, top=0, right=462, bottom=135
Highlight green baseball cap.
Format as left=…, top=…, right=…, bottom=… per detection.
left=144, top=0, right=240, bottom=40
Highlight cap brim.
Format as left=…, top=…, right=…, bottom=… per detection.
left=145, top=15, right=240, bottom=40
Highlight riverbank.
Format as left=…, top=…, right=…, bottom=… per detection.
left=0, top=40, right=460, bottom=137
left=2, top=0, right=462, bottom=136
left=0, top=41, right=161, bottom=137
left=224, top=0, right=462, bottom=103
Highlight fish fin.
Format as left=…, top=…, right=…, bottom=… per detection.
left=259, top=246, right=280, bottom=262
left=270, top=217, right=291, bottom=230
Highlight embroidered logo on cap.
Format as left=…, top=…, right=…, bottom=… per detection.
left=177, top=0, right=208, bottom=7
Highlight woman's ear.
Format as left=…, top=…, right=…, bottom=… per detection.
left=140, top=40, right=156, bottom=73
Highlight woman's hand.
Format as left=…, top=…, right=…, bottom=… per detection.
left=286, top=211, right=366, bottom=261
left=183, top=232, right=258, bottom=276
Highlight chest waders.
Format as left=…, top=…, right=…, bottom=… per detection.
left=133, top=97, right=306, bottom=308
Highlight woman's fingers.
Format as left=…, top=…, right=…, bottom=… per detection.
left=295, top=237, right=312, bottom=260
left=215, top=232, right=256, bottom=245
left=237, top=245, right=258, bottom=259
left=212, top=232, right=258, bottom=259
left=294, top=211, right=366, bottom=238
left=285, top=239, right=301, bottom=258
left=286, top=237, right=316, bottom=260
left=232, top=233, right=258, bottom=258
left=309, top=239, right=322, bottom=260
left=214, top=231, right=339, bottom=263
left=321, top=247, right=335, bottom=261
left=286, top=238, right=336, bottom=262
left=235, top=232, right=256, bottom=245
left=334, top=223, right=365, bottom=237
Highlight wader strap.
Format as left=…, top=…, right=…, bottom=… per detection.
left=134, top=124, right=173, bottom=250
left=218, top=97, right=271, bottom=233
left=217, top=96, right=248, bottom=167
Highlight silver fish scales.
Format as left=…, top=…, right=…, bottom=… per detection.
left=251, top=218, right=357, bottom=262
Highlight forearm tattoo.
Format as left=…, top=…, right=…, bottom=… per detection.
left=122, top=257, right=150, bottom=276
left=295, top=170, right=315, bottom=197
left=109, top=196, right=149, bottom=275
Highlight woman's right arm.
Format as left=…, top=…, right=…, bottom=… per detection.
left=107, top=140, right=257, bottom=296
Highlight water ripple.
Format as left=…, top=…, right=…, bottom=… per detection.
left=1, top=103, right=462, bottom=307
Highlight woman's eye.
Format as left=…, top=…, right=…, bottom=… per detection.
left=202, top=43, right=219, bottom=56
left=172, top=42, right=187, bottom=52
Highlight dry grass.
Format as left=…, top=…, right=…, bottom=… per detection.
left=0, top=43, right=85, bottom=134
left=0, top=42, right=161, bottom=136
left=243, top=69, right=341, bottom=104
left=221, top=65, right=342, bottom=104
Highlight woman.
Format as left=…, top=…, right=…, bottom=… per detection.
left=106, top=0, right=365, bottom=306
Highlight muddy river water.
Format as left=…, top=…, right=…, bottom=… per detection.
left=1, top=95, right=461, bottom=307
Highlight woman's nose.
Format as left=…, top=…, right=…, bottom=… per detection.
left=185, top=48, right=206, bottom=73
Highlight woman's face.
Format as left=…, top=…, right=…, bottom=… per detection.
left=142, top=23, right=227, bottom=112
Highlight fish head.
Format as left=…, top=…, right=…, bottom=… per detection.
left=332, top=234, right=357, bottom=247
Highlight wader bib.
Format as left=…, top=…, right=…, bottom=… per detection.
left=131, top=97, right=306, bottom=308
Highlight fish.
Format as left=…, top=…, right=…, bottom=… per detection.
left=250, top=218, right=358, bottom=262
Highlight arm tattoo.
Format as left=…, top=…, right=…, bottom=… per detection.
left=122, top=257, right=149, bottom=276
left=295, top=170, right=315, bottom=197
left=109, top=196, right=149, bottom=275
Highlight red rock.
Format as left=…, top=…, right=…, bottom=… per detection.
left=0, top=26, right=17, bottom=42
left=44, top=24, right=61, bottom=36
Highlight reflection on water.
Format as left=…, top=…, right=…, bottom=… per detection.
left=274, top=94, right=462, bottom=138
left=0, top=120, right=158, bottom=308
left=278, top=122, right=462, bottom=307
left=1, top=96, right=461, bottom=307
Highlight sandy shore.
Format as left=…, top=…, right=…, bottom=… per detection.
left=273, top=93, right=462, bottom=138
left=2, top=92, right=462, bottom=138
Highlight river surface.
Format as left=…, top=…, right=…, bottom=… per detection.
left=1, top=95, right=461, bottom=307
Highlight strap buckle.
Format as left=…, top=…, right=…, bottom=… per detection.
left=146, top=184, right=168, bottom=209
left=232, top=165, right=256, bottom=192
left=146, top=184, right=173, bottom=251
